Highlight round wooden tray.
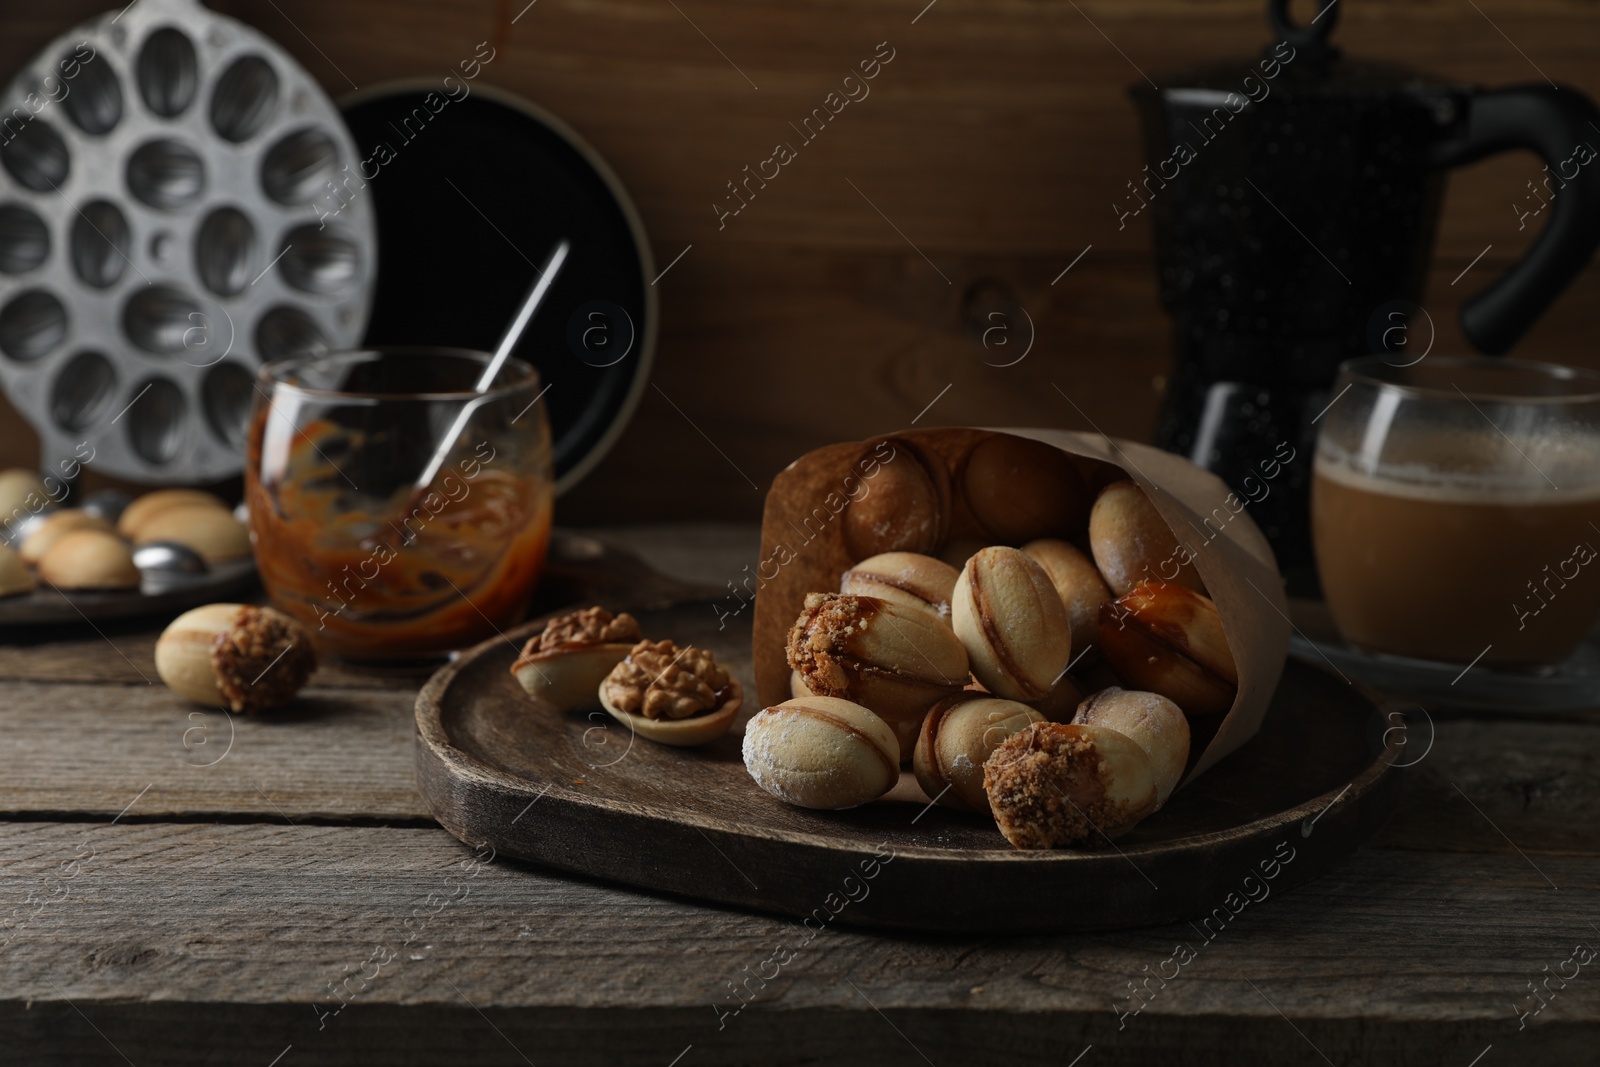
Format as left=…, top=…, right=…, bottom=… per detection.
left=416, top=601, right=1402, bottom=933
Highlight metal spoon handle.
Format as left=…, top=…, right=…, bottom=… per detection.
left=479, top=239, right=571, bottom=391
left=413, top=238, right=570, bottom=492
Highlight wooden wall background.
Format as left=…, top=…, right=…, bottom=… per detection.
left=4, top=0, right=1599, bottom=522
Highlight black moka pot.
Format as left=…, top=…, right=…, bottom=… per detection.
left=1131, top=0, right=1600, bottom=594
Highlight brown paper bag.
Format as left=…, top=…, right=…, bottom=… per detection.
left=750, top=428, right=1290, bottom=786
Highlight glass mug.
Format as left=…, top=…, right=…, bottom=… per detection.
left=1312, top=356, right=1600, bottom=668
left=246, top=348, right=554, bottom=662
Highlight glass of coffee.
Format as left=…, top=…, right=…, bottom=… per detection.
left=1312, top=357, right=1600, bottom=668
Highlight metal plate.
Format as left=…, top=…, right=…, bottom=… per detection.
left=1290, top=629, right=1600, bottom=711
left=0, top=0, right=375, bottom=484
left=0, top=556, right=255, bottom=625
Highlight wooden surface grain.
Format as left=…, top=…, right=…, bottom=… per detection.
left=0, top=526, right=1596, bottom=1063
left=0, top=680, right=428, bottom=821
left=2, top=3, right=1599, bottom=516
left=0, top=823, right=1594, bottom=1064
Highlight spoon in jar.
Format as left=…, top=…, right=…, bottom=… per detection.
left=133, top=541, right=210, bottom=592
left=409, top=238, right=570, bottom=496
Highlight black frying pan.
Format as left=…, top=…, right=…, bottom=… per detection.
left=341, top=81, right=656, bottom=494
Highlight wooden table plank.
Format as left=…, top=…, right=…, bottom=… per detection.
left=0, top=630, right=406, bottom=690
left=1375, top=717, right=1600, bottom=857
left=0, top=821, right=1592, bottom=1064
left=5, top=1003, right=1564, bottom=1067
left=0, top=681, right=429, bottom=821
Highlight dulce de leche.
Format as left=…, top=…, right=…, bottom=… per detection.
left=248, top=416, right=552, bottom=662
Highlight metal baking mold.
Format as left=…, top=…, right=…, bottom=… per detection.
left=0, top=0, right=375, bottom=483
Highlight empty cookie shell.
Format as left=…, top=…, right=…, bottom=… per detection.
left=118, top=489, right=230, bottom=538
left=134, top=504, right=251, bottom=562
left=19, top=508, right=111, bottom=565
left=36, top=528, right=139, bottom=590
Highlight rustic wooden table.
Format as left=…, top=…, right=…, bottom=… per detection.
left=1, top=525, right=1594, bottom=1066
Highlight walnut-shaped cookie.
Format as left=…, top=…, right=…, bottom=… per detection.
left=1088, top=480, right=1205, bottom=595
left=743, top=696, right=899, bottom=809
left=951, top=547, right=1072, bottom=702
left=1072, top=687, right=1190, bottom=808
left=914, top=693, right=1044, bottom=812
left=983, top=721, right=1158, bottom=849
left=1099, top=583, right=1237, bottom=717
left=156, top=604, right=316, bottom=713
left=786, top=592, right=969, bottom=724
left=840, top=551, right=959, bottom=627
left=1023, top=538, right=1111, bottom=656
left=511, top=606, right=642, bottom=711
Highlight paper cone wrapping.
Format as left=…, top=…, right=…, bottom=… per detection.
left=751, top=428, right=1290, bottom=786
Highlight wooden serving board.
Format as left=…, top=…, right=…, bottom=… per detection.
left=416, top=596, right=1403, bottom=933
